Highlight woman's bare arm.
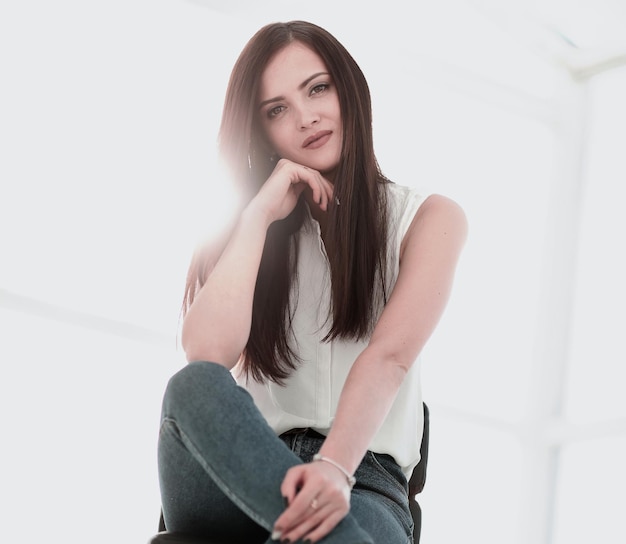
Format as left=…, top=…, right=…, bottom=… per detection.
left=181, top=205, right=271, bottom=366
left=274, top=193, right=468, bottom=543
left=181, top=159, right=333, bottom=366
left=319, top=193, right=468, bottom=472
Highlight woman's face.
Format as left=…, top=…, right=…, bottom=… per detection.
left=257, top=42, right=343, bottom=181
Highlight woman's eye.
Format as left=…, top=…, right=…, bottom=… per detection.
left=311, top=83, right=329, bottom=95
left=267, top=105, right=285, bottom=118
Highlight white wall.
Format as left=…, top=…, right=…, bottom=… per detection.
left=1, top=1, right=624, bottom=543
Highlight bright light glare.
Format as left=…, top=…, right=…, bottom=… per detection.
left=0, top=0, right=243, bottom=334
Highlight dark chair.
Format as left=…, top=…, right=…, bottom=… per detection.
left=150, top=404, right=429, bottom=544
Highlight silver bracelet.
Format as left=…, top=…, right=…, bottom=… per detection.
left=312, top=453, right=356, bottom=489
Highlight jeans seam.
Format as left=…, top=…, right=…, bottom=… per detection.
left=366, top=452, right=409, bottom=497
left=363, top=452, right=414, bottom=540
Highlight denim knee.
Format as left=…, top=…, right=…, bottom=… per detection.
left=162, top=361, right=232, bottom=419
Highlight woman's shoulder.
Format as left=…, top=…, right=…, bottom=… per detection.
left=406, top=193, right=468, bottom=247
left=386, top=182, right=467, bottom=257
left=416, top=193, right=466, bottom=222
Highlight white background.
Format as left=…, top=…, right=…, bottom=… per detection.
left=1, top=1, right=624, bottom=543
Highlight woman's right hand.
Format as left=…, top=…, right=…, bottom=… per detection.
left=248, top=158, right=334, bottom=224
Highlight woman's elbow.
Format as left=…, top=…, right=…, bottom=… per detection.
left=181, top=325, right=239, bottom=368
left=388, top=353, right=415, bottom=383
left=182, top=344, right=239, bottom=369
left=367, top=344, right=415, bottom=385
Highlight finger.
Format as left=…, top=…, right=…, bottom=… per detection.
left=301, top=509, right=347, bottom=543
left=283, top=501, right=350, bottom=544
left=302, top=168, right=323, bottom=208
left=275, top=484, right=323, bottom=538
left=323, top=179, right=334, bottom=210
left=275, top=487, right=317, bottom=531
left=280, top=466, right=305, bottom=505
left=314, top=174, right=333, bottom=211
left=318, top=175, right=330, bottom=211
left=279, top=501, right=328, bottom=543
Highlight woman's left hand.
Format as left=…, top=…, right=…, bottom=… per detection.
left=272, top=461, right=351, bottom=543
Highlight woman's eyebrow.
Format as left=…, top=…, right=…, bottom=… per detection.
left=298, top=71, right=329, bottom=90
left=258, top=72, right=330, bottom=109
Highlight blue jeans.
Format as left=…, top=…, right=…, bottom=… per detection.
left=158, top=361, right=414, bottom=544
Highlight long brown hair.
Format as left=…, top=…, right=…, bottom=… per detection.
left=183, top=21, right=390, bottom=383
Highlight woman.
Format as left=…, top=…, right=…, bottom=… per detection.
left=158, top=20, right=467, bottom=544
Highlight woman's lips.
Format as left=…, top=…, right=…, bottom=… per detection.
left=302, top=130, right=332, bottom=149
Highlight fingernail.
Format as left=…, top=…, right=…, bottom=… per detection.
left=271, top=529, right=282, bottom=541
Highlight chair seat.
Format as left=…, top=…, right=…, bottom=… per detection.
left=149, top=531, right=231, bottom=544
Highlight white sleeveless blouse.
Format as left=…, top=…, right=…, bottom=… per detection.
left=234, top=183, right=428, bottom=478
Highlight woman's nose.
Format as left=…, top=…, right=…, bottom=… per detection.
left=297, top=104, right=320, bottom=129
